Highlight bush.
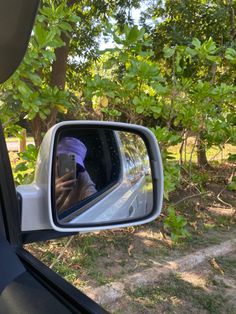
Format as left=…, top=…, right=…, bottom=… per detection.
left=13, top=144, right=38, bottom=185
left=164, top=206, right=191, bottom=243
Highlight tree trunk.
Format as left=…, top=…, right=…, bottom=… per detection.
left=46, top=32, right=70, bottom=130
left=19, top=129, right=27, bottom=152
left=229, top=0, right=236, bottom=40
left=31, top=32, right=70, bottom=147
left=196, top=132, right=209, bottom=167
left=31, top=114, right=45, bottom=147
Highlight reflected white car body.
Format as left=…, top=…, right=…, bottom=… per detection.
left=68, top=131, right=151, bottom=224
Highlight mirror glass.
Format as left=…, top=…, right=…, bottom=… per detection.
left=53, top=128, right=153, bottom=225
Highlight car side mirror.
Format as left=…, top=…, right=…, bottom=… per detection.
left=17, top=121, right=163, bottom=233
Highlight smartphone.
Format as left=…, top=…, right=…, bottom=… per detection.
left=58, top=153, right=76, bottom=179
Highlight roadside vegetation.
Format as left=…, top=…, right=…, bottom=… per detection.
left=5, top=0, right=236, bottom=240
left=24, top=157, right=235, bottom=287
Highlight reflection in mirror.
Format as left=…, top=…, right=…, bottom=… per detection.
left=53, top=128, right=153, bottom=225
left=118, top=131, right=153, bottom=216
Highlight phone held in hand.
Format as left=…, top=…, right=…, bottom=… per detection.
left=58, top=153, right=76, bottom=179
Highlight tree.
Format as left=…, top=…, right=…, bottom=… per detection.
left=82, top=24, right=235, bottom=195
left=141, top=0, right=234, bottom=55
left=1, top=0, right=141, bottom=146
left=140, top=0, right=236, bottom=166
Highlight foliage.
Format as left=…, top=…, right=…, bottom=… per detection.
left=227, top=153, right=236, bottom=191
left=81, top=22, right=235, bottom=239
left=83, top=24, right=235, bottom=190
left=141, top=0, right=234, bottom=57
left=164, top=206, right=191, bottom=242
left=0, top=0, right=80, bottom=145
left=228, top=153, right=236, bottom=162
left=151, top=126, right=181, bottom=198
left=191, top=171, right=209, bottom=192
left=227, top=176, right=236, bottom=191
left=1, top=1, right=235, bottom=241
left=0, top=0, right=142, bottom=146
left=13, top=144, right=39, bottom=185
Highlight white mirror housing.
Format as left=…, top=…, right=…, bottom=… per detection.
left=17, top=121, right=163, bottom=233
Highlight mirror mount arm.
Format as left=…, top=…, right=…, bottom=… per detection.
left=17, top=184, right=52, bottom=232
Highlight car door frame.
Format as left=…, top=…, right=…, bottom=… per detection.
left=0, top=123, right=108, bottom=313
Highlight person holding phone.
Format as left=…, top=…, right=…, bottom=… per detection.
left=55, top=137, right=97, bottom=214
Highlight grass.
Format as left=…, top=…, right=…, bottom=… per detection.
left=127, top=272, right=234, bottom=314
left=23, top=141, right=235, bottom=309
left=26, top=162, right=236, bottom=284
left=175, top=205, right=236, bottom=252
left=217, top=256, right=236, bottom=279
left=27, top=231, right=135, bottom=288
left=110, top=253, right=236, bottom=313
left=168, top=137, right=236, bottom=162
left=26, top=218, right=236, bottom=290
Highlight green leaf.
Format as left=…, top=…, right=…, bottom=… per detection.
left=50, top=37, right=65, bottom=48
left=227, top=181, right=236, bottom=191
left=228, top=154, right=236, bottom=162
left=163, top=46, right=175, bottom=58
left=203, top=38, right=217, bottom=54
left=136, top=106, right=144, bottom=113
left=206, top=55, right=221, bottom=63
left=42, top=50, right=56, bottom=61
left=106, top=91, right=115, bottom=98
left=225, top=48, right=236, bottom=63
left=26, top=73, right=42, bottom=85
left=132, top=96, right=140, bottom=106
left=69, top=15, right=80, bottom=24
left=34, top=24, right=48, bottom=47
left=125, top=26, right=145, bottom=44
left=39, top=111, right=47, bottom=120
left=126, top=26, right=140, bottom=43
left=192, top=38, right=201, bottom=48
left=139, top=50, right=154, bottom=57
left=15, top=162, right=28, bottom=172
left=18, top=83, right=32, bottom=97
left=168, top=134, right=181, bottom=145
left=31, top=103, right=39, bottom=112
left=154, top=84, right=168, bottom=94
left=186, top=47, right=197, bottom=57
left=60, top=22, right=73, bottom=32
left=151, top=106, right=161, bottom=114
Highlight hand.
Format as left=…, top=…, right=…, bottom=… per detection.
left=55, top=172, right=77, bottom=207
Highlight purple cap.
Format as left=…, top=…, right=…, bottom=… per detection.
left=57, top=137, right=87, bottom=170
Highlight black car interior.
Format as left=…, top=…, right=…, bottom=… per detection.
left=58, top=128, right=121, bottom=192
left=56, top=128, right=121, bottom=220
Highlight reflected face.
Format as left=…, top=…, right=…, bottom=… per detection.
left=53, top=129, right=153, bottom=225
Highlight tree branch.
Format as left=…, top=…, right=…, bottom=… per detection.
left=173, top=192, right=210, bottom=206
left=49, top=235, right=75, bottom=269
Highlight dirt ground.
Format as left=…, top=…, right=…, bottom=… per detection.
left=107, top=251, right=236, bottom=314
left=25, top=163, right=236, bottom=313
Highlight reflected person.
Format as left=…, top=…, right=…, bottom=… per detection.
left=56, top=137, right=97, bottom=214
